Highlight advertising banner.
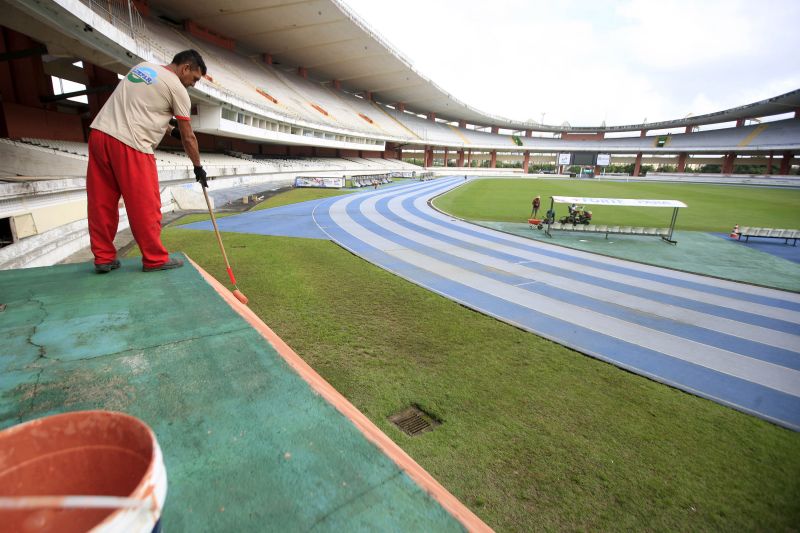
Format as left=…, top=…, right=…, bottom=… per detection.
left=294, top=176, right=345, bottom=188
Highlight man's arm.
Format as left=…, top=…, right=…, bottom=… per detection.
left=174, top=118, right=208, bottom=187
left=176, top=118, right=201, bottom=167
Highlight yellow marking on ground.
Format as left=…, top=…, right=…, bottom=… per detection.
left=738, top=124, right=769, bottom=147
left=447, top=124, right=471, bottom=145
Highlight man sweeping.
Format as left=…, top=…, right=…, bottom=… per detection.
left=87, top=50, right=208, bottom=273
left=531, top=195, right=541, bottom=218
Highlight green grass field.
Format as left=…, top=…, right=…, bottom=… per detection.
left=137, top=186, right=800, bottom=532
left=433, top=179, right=800, bottom=232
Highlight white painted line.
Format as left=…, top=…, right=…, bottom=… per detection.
left=327, top=191, right=800, bottom=397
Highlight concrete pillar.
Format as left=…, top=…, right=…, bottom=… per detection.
left=397, top=147, right=403, bottom=160
left=722, top=153, right=736, bottom=174
left=427, top=112, right=436, bottom=121
left=795, top=109, right=800, bottom=119
left=262, top=53, right=273, bottom=65
left=364, top=91, right=372, bottom=102
left=458, top=120, right=466, bottom=129
left=443, top=147, right=449, bottom=167
left=467, top=149, right=472, bottom=168
left=490, top=150, right=497, bottom=168
left=523, top=152, right=530, bottom=174
left=677, top=153, right=688, bottom=172
left=685, top=126, right=692, bottom=134
left=633, top=153, right=642, bottom=176
left=767, top=152, right=773, bottom=175
left=395, top=102, right=405, bottom=112
left=640, top=129, right=648, bottom=138
left=457, top=149, right=464, bottom=167
left=525, top=129, right=532, bottom=137
left=491, top=126, right=499, bottom=134
left=425, top=146, right=434, bottom=167
left=736, top=118, right=745, bottom=127
left=779, top=151, right=792, bottom=175
left=331, top=79, right=341, bottom=90
left=297, top=66, right=307, bottom=78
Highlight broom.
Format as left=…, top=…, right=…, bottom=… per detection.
left=201, top=185, right=249, bottom=305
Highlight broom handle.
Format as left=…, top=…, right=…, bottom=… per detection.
left=201, top=186, right=237, bottom=285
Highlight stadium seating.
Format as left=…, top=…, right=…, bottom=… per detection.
left=0, top=138, right=416, bottom=180
left=135, top=17, right=800, bottom=153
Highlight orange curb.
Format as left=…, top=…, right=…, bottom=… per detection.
left=186, top=255, right=493, bottom=532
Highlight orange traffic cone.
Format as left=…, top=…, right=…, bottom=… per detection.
left=730, top=224, right=740, bottom=239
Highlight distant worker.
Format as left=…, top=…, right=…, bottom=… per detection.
left=87, top=50, right=208, bottom=273
left=531, top=195, right=541, bottom=217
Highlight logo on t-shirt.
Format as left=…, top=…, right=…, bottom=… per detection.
left=127, top=66, right=158, bottom=85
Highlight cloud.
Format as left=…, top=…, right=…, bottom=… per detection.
left=340, top=0, right=800, bottom=126
left=612, top=0, right=760, bottom=69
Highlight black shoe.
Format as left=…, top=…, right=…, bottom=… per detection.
left=142, top=257, right=184, bottom=272
left=95, top=259, right=121, bottom=274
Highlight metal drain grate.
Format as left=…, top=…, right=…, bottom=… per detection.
left=388, top=406, right=439, bottom=436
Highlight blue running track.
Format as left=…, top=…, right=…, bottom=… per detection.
left=200, top=177, right=800, bottom=430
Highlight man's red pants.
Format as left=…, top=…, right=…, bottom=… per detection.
left=87, top=129, right=169, bottom=268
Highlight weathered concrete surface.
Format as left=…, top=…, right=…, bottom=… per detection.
left=0, top=255, right=468, bottom=531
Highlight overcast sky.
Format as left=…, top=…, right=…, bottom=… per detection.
left=341, top=0, right=800, bottom=127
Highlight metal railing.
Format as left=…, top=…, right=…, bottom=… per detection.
left=76, top=0, right=168, bottom=62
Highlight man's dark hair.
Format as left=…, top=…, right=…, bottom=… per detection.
left=171, top=49, right=207, bottom=75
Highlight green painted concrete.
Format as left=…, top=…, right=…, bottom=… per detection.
left=476, top=221, right=800, bottom=292
left=0, top=254, right=464, bottom=532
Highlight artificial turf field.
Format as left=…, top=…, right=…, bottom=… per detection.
left=147, top=182, right=800, bottom=532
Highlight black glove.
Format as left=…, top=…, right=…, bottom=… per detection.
left=194, top=166, right=208, bottom=188
left=169, top=118, right=181, bottom=140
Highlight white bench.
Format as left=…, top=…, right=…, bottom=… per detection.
left=737, top=227, right=800, bottom=246
left=541, top=222, right=670, bottom=239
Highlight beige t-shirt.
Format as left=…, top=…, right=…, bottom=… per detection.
left=91, top=62, right=191, bottom=154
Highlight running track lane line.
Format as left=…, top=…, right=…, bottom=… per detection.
left=311, top=177, right=800, bottom=430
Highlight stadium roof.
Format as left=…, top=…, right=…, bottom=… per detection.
left=128, top=1, right=800, bottom=133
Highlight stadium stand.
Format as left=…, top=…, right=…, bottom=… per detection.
left=108, top=16, right=800, bottom=155
left=144, top=19, right=410, bottom=141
